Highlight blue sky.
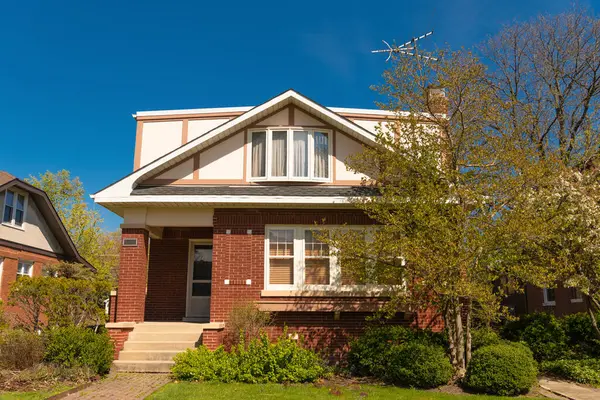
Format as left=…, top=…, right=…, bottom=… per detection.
left=0, top=0, right=593, bottom=231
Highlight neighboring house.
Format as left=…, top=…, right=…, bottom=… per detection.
left=504, top=285, right=587, bottom=317
left=0, top=171, right=92, bottom=312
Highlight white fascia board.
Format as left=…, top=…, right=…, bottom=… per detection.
left=94, top=195, right=352, bottom=205
left=93, top=90, right=378, bottom=200
left=133, top=106, right=401, bottom=118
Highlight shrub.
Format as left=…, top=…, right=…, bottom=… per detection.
left=561, top=313, right=600, bottom=357
left=172, top=334, right=328, bottom=383
left=386, top=343, right=452, bottom=388
left=501, top=313, right=567, bottom=361
left=541, top=358, right=600, bottom=386
left=347, top=325, right=447, bottom=377
left=224, top=302, right=271, bottom=347
left=0, top=329, right=45, bottom=370
left=44, top=326, right=113, bottom=375
left=471, top=326, right=501, bottom=351
left=464, top=342, right=538, bottom=396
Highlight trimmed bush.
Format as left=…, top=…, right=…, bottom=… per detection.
left=501, top=313, right=567, bottom=361
left=0, top=329, right=45, bottom=370
left=44, top=326, right=113, bottom=375
left=561, top=313, right=600, bottom=357
left=464, top=342, right=538, bottom=396
left=471, top=327, right=501, bottom=351
left=541, top=358, right=600, bottom=386
left=347, top=326, right=447, bottom=377
left=386, top=343, right=452, bottom=388
left=172, top=334, right=328, bottom=383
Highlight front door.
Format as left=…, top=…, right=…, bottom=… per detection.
left=187, top=243, right=212, bottom=320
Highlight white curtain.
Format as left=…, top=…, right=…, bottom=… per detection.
left=251, top=132, right=266, bottom=177
left=293, top=131, right=308, bottom=177
left=272, top=131, right=287, bottom=176
left=314, top=132, right=328, bottom=178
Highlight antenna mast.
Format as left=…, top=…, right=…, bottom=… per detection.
left=372, top=31, right=437, bottom=62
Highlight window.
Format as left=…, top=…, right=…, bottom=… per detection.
left=570, top=288, right=584, bottom=303
left=249, top=128, right=331, bottom=181
left=543, top=288, right=556, bottom=306
left=265, top=227, right=336, bottom=289
left=2, top=190, right=26, bottom=228
left=17, top=261, right=33, bottom=278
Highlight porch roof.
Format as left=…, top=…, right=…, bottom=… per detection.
left=131, top=185, right=379, bottom=197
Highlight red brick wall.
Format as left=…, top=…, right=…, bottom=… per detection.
left=116, top=229, right=149, bottom=322
left=145, top=228, right=212, bottom=321
left=107, top=327, right=133, bottom=359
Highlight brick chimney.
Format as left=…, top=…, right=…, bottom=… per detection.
left=426, top=87, right=447, bottom=115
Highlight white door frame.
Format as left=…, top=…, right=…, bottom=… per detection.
left=185, top=239, right=213, bottom=319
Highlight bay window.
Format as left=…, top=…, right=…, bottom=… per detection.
left=249, top=128, right=331, bottom=181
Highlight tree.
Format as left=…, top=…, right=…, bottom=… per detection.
left=26, top=170, right=119, bottom=283
left=324, top=49, right=530, bottom=375
left=483, top=8, right=600, bottom=335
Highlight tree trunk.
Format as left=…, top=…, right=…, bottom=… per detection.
left=454, top=300, right=466, bottom=375
left=587, top=295, right=600, bottom=340
left=445, top=305, right=458, bottom=369
left=465, top=299, right=472, bottom=367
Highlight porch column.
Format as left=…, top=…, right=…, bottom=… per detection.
left=116, top=228, right=149, bottom=322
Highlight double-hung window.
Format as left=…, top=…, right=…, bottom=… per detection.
left=17, top=261, right=33, bottom=278
left=266, top=227, right=336, bottom=289
left=249, top=128, right=331, bottom=181
left=543, top=288, right=556, bottom=306
left=2, top=190, right=26, bottom=228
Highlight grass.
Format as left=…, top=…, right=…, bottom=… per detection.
left=147, top=382, right=540, bottom=400
left=0, top=384, right=72, bottom=400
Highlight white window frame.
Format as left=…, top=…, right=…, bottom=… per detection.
left=0, top=257, right=3, bottom=293
left=543, top=287, right=556, bottom=306
left=247, top=128, right=333, bottom=183
left=570, top=288, right=584, bottom=303
left=2, top=189, right=27, bottom=230
left=17, top=261, right=33, bottom=278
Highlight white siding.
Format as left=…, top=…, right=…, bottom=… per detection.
left=140, top=121, right=183, bottom=167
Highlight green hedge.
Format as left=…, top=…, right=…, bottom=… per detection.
left=44, top=326, right=113, bottom=375
left=464, top=343, right=538, bottom=396
left=347, top=326, right=447, bottom=377
left=471, top=327, right=501, bottom=351
left=541, top=358, right=600, bottom=386
left=501, top=313, right=567, bottom=361
left=172, top=334, right=328, bottom=383
left=386, top=343, right=452, bottom=388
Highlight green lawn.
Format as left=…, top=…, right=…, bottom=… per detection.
left=0, top=384, right=72, bottom=400
left=147, top=382, right=537, bottom=400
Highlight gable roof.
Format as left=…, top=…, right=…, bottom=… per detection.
left=92, top=89, right=378, bottom=201
left=0, top=172, right=94, bottom=270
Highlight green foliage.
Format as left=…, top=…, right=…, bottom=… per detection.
left=347, top=326, right=447, bottom=377
left=0, top=329, right=45, bottom=370
left=500, top=313, right=567, bottom=361
left=541, top=358, right=600, bottom=386
left=8, top=265, right=111, bottom=331
left=471, top=327, right=501, bottom=351
left=172, top=334, right=328, bottom=383
left=464, top=343, right=538, bottom=396
left=561, top=313, right=600, bottom=357
left=386, top=343, right=453, bottom=388
left=0, top=300, right=9, bottom=331
left=44, top=326, right=113, bottom=375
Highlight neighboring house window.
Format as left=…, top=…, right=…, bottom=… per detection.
left=265, top=226, right=338, bottom=289
left=570, top=288, right=584, bottom=303
left=543, top=288, right=556, bottom=306
left=17, top=261, right=33, bottom=278
left=2, top=190, right=26, bottom=228
left=249, top=128, right=331, bottom=181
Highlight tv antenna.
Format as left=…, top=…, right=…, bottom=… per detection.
left=372, top=31, right=437, bottom=62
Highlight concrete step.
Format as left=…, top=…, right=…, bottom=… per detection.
left=123, top=341, right=199, bottom=351
left=118, top=350, right=181, bottom=361
left=113, top=360, right=174, bottom=373
left=133, top=323, right=206, bottom=333
left=128, top=332, right=202, bottom=342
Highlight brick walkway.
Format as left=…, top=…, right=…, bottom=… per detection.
left=61, top=373, right=171, bottom=399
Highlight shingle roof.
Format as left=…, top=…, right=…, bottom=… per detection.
left=131, top=185, right=379, bottom=197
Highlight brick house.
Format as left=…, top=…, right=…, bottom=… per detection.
left=0, top=171, right=93, bottom=318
